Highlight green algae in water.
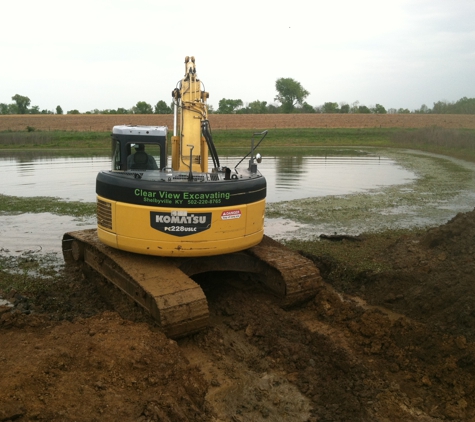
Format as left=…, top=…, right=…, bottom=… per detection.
left=266, top=149, right=475, bottom=239
left=0, top=194, right=96, bottom=218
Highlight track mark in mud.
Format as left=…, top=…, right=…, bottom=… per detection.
left=4, top=208, right=475, bottom=421
left=178, top=276, right=312, bottom=421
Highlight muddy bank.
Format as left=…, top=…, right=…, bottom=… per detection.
left=2, top=209, right=475, bottom=421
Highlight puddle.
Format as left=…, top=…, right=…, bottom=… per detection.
left=0, top=213, right=96, bottom=256
left=264, top=218, right=312, bottom=240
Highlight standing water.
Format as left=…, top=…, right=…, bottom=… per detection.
left=2, top=148, right=475, bottom=254
left=0, top=152, right=414, bottom=203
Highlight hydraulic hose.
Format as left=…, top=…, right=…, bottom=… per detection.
left=201, top=120, right=220, bottom=169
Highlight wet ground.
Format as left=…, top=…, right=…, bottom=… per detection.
left=267, top=149, right=475, bottom=240
left=2, top=207, right=475, bottom=421
left=1, top=148, right=475, bottom=421
left=2, top=148, right=475, bottom=256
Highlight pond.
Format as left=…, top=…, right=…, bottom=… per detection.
left=0, top=150, right=414, bottom=203
left=1, top=148, right=475, bottom=254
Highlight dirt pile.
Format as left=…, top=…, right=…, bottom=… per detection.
left=2, top=208, right=475, bottom=421
left=327, top=208, right=475, bottom=342
left=0, top=311, right=211, bottom=421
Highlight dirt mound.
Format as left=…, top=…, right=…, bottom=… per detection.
left=340, top=208, right=475, bottom=342
left=0, top=311, right=211, bottom=421
left=2, top=209, right=475, bottom=420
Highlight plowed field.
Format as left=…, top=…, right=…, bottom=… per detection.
left=1, top=113, right=475, bottom=131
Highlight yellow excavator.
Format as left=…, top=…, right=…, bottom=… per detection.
left=62, top=57, right=322, bottom=338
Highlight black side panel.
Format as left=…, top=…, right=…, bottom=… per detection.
left=96, top=172, right=266, bottom=208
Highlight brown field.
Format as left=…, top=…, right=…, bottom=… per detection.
left=1, top=113, right=475, bottom=131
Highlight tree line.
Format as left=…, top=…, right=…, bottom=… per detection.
left=2, top=79, right=475, bottom=116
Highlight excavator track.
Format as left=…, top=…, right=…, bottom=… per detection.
left=62, top=229, right=322, bottom=338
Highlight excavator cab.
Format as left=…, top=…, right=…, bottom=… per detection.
left=110, top=125, right=168, bottom=171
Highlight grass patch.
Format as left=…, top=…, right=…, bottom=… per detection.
left=2, top=126, right=475, bottom=162
left=212, top=127, right=395, bottom=146
left=282, top=229, right=423, bottom=289
left=0, top=194, right=96, bottom=217
left=0, top=130, right=110, bottom=149
left=389, top=127, right=475, bottom=162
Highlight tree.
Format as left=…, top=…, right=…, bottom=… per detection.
left=430, top=98, right=475, bottom=114
left=414, top=104, right=430, bottom=114
left=154, top=100, right=172, bottom=114
left=321, top=102, right=339, bottom=113
left=30, top=105, right=41, bottom=114
left=357, top=105, right=371, bottom=113
left=56, top=105, right=63, bottom=115
left=265, top=103, right=281, bottom=114
left=274, top=78, right=309, bottom=113
left=12, top=94, right=31, bottom=114
left=299, top=102, right=316, bottom=113
left=0, top=103, right=10, bottom=114
left=340, top=103, right=350, bottom=114
left=237, top=100, right=267, bottom=114
left=453, top=97, right=475, bottom=114
left=372, top=104, right=387, bottom=114
left=397, top=108, right=410, bottom=114
left=133, top=101, right=153, bottom=114
left=217, top=98, right=243, bottom=114
left=67, top=109, right=80, bottom=114
left=247, top=100, right=268, bottom=114
left=350, top=101, right=360, bottom=113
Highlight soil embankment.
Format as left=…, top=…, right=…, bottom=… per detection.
left=2, top=208, right=475, bottom=421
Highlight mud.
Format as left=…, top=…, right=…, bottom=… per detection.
left=2, top=208, right=475, bottom=421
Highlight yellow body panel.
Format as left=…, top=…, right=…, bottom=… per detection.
left=96, top=195, right=265, bottom=257
left=97, top=58, right=266, bottom=258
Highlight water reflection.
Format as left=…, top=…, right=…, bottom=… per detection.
left=0, top=151, right=416, bottom=203
left=223, top=154, right=413, bottom=202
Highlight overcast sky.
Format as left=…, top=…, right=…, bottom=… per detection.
left=2, top=0, right=474, bottom=113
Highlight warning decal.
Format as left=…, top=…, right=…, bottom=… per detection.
left=221, top=209, right=242, bottom=220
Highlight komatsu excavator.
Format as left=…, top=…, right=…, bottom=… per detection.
left=62, top=57, right=322, bottom=338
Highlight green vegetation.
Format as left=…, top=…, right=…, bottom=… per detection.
left=274, top=77, right=310, bottom=113
left=389, top=127, right=475, bottom=161
left=266, top=148, right=475, bottom=236
left=2, top=87, right=475, bottom=115
left=0, top=194, right=96, bottom=217
left=1, top=125, right=475, bottom=296
left=0, top=130, right=111, bottom=149
left=217, top=99, right=244, bottom=114
left=1, top=127, right=475, bottom=162
left=0, top=251, right=62, bottom=295
left=284, top=229, right=423, bottom=286
left=215, top=128, right=394, bottom=146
